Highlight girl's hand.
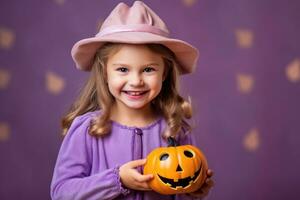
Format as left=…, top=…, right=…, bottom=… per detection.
left=188, top=169, right=214, bottom=199
left=119, top=159, right=154, bottom=191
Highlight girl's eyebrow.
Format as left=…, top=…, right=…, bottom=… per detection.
left=144, top=63, right=160, bottom=67
left=112, top=63, right=130, bottom=67
left=112, top=63, right=160, bottom=67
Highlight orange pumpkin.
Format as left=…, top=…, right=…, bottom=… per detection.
left=143, top=137, right=208, bottom=195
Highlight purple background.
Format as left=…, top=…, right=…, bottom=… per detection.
left=1, top=0, right=300, bottom=199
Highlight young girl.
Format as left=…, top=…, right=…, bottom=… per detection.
left=51, top=1, right=214, bottom=200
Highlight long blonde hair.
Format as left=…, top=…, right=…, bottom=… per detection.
left=61, top=43, right=193, bottom=138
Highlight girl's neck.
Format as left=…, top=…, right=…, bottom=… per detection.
left=110, top=103, right=159, bottom=127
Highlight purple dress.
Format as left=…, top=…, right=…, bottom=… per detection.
left=50, top=111, right=199, bottom=200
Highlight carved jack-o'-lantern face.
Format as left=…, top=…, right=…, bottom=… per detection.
left=144, top=137, right=208, bottom=195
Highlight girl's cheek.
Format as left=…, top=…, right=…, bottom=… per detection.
left=108, top=77, right=126, bottom=92
left=149, top=76, right=163, bottom=88
left=148, top=76, right=163, bottom=96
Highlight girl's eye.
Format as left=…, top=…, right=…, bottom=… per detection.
left=116, top=67, right=128, bottom=73
left=144, top=67, right=155, bottom=73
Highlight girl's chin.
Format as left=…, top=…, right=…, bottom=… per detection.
left=117, top=98, right=152, bottom=110
left=122, top=102, right=149, bottom=110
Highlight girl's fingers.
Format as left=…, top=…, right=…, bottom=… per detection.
left=134, top=181, right=152, bottom=191
left=191, top=187, right=210, bottom=197
left=199, top=178, right=214, bottom=192
left=134, top=173, right=154, bottom=182
left=123, top=177, right=152, bottom=191
left=207, top=169, right=214, bottom=177
left=200, top=190, right=209, bottom=197
left=205, top=178, right=215, bottom=189
left=206, top=178, right=214, bottom=188
left=142, top=174, right=154, bottom=181
left=128, top=159, right=147, bottom=168
left=189, top=172, right=214, bottom=198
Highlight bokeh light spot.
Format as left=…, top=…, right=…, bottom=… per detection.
left=0, top=69, right=11, bottom=90
left=286, top=59, right=300, bottom=82
left=0, top=122, right=10, bottom=142
left=0, top=27, right=15, bottom=49
left=46, top=71, right=65, bottom=95
left=243, top=128, right=260, bottom=152
left=235, top=29, right=253, bottom=48
left=182, top=0, right=197, bottom=7
left=54, top=0, right=65, bottom=6
left=236, top=73, right=254, bottom=94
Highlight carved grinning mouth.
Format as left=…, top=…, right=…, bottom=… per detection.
left=157, top=165, right=202, bottom=189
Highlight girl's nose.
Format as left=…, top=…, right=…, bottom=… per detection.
left=129, top=74, right=144, bottom=87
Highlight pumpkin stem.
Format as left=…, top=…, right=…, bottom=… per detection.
left=167, top=137, right=178, bottom=147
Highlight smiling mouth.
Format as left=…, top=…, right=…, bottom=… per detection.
left=157, top=166, right=202, bottom=189
left=123, top=91, right=148, bottom=96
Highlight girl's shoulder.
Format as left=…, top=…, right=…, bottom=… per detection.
left=66, top=110, right=101, bottom=137
left=74, top=110, right=101, bottom=122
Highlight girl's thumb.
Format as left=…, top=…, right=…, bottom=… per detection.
left=130, top=158, right=147, bottom=167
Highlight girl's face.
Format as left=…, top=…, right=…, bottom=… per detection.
left=106, top=44, right=165, bottom=112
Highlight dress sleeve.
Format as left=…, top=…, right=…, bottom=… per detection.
left=50, top=114, right=130, bottom=200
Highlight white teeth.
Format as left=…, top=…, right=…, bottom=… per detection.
left=126, top=91, right=145, bottom=96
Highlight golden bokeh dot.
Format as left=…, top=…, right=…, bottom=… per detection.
left=46, top=71, right=65, bottom=95
left=0, top=122, right=11, bottom=142
left=235, top=29, right=254, bottom=48
left=0, top=27, right=15, bottom=49
left=182, top=0, right=197, bottom=7
left=236, top=73, right=254, bottom=94
left=54, top=0, right=65, bottom=5
left=285, top=58, right=300, bottom=82
left=0, top=69, right=11, bottom=90
left=243, top=128, right=260, bottom=152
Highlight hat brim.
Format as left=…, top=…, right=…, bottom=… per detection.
left=71, top=31, right=199, bottom=74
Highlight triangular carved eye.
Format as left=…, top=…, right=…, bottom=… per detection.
left=184, top=150, right=193, bottom=158
left=160, top=153, right=169, bottom=161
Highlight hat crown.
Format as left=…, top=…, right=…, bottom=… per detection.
left=72, top=1, right=198, bottom=73
left=99, top=1, right=169, bottom=36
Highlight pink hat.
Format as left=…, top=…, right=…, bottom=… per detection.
left=71, top=1, right=199, bottom=74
